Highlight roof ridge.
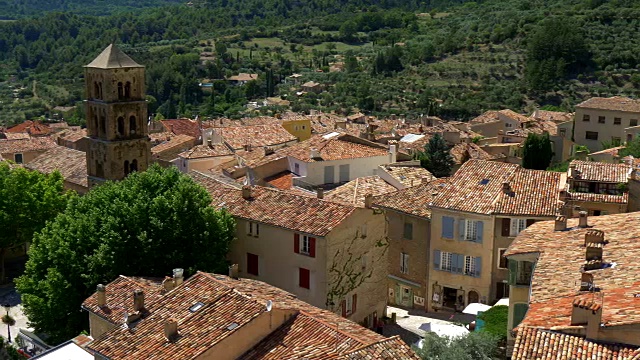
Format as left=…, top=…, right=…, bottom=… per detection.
left=296, top=310, right=367, bottom=345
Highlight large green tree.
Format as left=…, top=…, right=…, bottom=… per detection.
left=416, top=133, right=454, bottom=177
left=0, top=163, right=70, bottom=283
left=415, top=332, right=500, bottom=360
left=16, top=165, right=235, bottom=343
left=522, top=132, right=554, bottom=170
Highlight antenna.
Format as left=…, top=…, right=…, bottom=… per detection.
left=266, top=300, right=272, bottom=312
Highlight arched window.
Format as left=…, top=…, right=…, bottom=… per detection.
left=124, top=160, right=130, bottom=176
left=129, top=116, right=137, bottom=135
left=100, top=115, right=106, bottom=135
left=93, top=82, right=100, bottom=99
left=117, top=117, right=125, bottom=136
left=117, top=82, right=124, bottom=100
left=99, top=82, right=103, bottom=99
left=95, top=160, right=104, bottom=178
left=130, top=159, right=138, bottom=173
left=124, top=82, right=131, bottom=99
left=93, top=114, right=98, bottom=135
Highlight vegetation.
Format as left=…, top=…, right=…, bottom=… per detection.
left=0, top=163, right=70, bottom=283
left=619, top=137, right=640, bottom=158
left=477, top=305, right=508, bottom=341
left=415, top=332, right=500, bottom=360
left=522, top=132, right=553, bottom=170
left=416, top=133, right=454, bottom=177
left=16, top=165, right=235, bottom=343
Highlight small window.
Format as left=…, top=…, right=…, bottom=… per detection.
left=440, top=251, right=452, bottom=271
left=479, top=179, right=490, bottom=185
left=464, top=220, right=478, bottom=241
left=345, top=295, right=353, bottom=315
left=585, top=131, right=599, bottom=140
left=299, top=268, right=310, bottom=289
left=631, top=119, right=638, bottom=127
left=505, top=123, right=513, bottom=128
left=403, top=222, right=413, bottom=240
left=464, top=256, right=476, bottom=276
left=598, top=116, right=606, bottom=124
left=130, top=116, right=137, bottom=135
left=300, top=235, right=310, bottom=255
left=614, top=117, right=621, bottom=125
left=247, top=221, right=260, bottom=237
left=582, top=114, right=590, bottom=122
left=359, top=225, right=367, bottom=237
left=498, top=249, right=508, bottom=269
left=400, top=253, right=409, bottom=274
left=247, top=253, right=259, bottom=276
left=13, top=153, right=23, bottom=164
left=294, top=163, right=300, bottom=175
left=117, top=117, right=125, bottom=136
left=189, top=302, right=205, bottom=313
left=510, top=218, right=527, bottom=237
left=559, top=128, right=566, bottom=137
left=302, top=125, right=306, bottom=130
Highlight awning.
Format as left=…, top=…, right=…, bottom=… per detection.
left=462, top=303, right=491, bottom=315
left=387, top=274, right=422, bottom=288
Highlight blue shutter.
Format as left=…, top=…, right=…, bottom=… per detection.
left=434, top=250, right=441, bottom=270
left=442, top=216, right=454, bottom=238
left=458, top=219, right=465, bottom=240
left=475, top=257, right=482, bottom=277
left=476, top=221, right=484, bottom=243
left=458, top=254, right=465, bottom=274
left=450, top=254, right=457, bottom=273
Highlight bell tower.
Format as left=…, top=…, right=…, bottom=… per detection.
left=84, top=44, right=151, bottom=188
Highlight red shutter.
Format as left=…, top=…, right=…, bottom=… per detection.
left=501, top=218, right=510, bottom=237
left=294, top=233, right=300, bottom=254
left=352, top=294, right=357, bottom=314
left=299, top=268, right=310, bottom=289
left=247, top=253, right=258, bottom=276
left=309, top=237, right=316, bottom=258
left=341, top=300, right=347, bottom=317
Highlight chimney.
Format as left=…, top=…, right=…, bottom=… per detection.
left=580, top=272, right=594, bottom=291
left=242, top=185, right=252, bottom=200
left=207, top=139, right=212, bottom=148
left=162, top=276, right=175, bottom=291
left=133, top=289, right=144, bottom=312
left=173, top=268, right=184, bottom=286
left=502, top=181, right=511, bottom=194
left=310, top=148, right=320, bottom=159
left=316, top=186, right=324, bottom=199
left=422, top=177, right=431, bottom=185
left=571, top=299, right=602, bottom=340
left=96, top=284, right=106, bottom=307
left=364, top=193, right=373, bottom=209
left=554, top=215, right=567, bottom=231
left=585, top=243, right=603, bottom=262
left=389, top=144, right=397, bottom=163
left=264, top=147, right=274, bottom=156
left=164, top=318, right=179, bottom=341
left=578, top=211, right=589, bottom=228
left=584, top=229, right=605, bottom=246
left=229, top=264, right=239, bottom=279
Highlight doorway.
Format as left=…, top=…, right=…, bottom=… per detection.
left=443, top=287, right=458, bottom=309
left=468, top=290, right=479, bottom=304
left=400, top=285, right=413, bottom=307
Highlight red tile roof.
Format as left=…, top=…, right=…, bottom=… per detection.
left=377, top=164, right=435, bottom=188
left=161, top=119, right=202, bottom=139
left=6, top=120, right=52, bottom=136
left=569, top=160, right=630, bottom=183
left=178, top=143, right=232, bottom=159
left=345, top=336, right=421, bottom=359
left=215, top=124, right=297, bottom=150
left=512, top=327, right=640, bottom=360
left=190, top=171, right=356, bottom=236
left=576, top=96, right=640, bottom=113
left=264, top=171, right=293, bottom=189
left=280, top=133, right=388, bottom=163
left=57, top=128, right=87, bottom=143
left=372, top=179, right=448, bottom=219
left=567, top=191, right=628, bottom=205
left=25, top=146, right=88, bottom=188
left=325, top=176, right=397, bottom=207
left=505, top=213, right=640, bottom=330
left=151, top=134, right=196, bottom=160
left=450, top=142, right=494, bottom=165
left=0, top=136, right=57, bottom=154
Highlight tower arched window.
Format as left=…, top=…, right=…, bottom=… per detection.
left=129, top=116, right=137, bottom=135
left=117, top=117, right=125, bottom=136
left=124, top=82, right=131, bottom=99
left=100, top=115, right=106, bottom=135
left=130, top=159, right=138, bottom=173
left=117, top=82, right=124, bottom=100
left=93, top=114, right=98, bottom=136
left=124, top=160, right=130, bottom=176
left=93, top=82, right=100, bottom=99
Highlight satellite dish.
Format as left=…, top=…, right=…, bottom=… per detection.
left=266, top=300, right=273, bottom=312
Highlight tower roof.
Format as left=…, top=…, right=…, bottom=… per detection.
left=85, top=44, right=142, bottom=69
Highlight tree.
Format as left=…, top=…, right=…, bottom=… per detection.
left=619, top=137, right=640, bottom=158
left=415, top=332, right=500, bottom=360
left=416, top=134, right=454, bottom=177
left=477, top=305, right=508, bottom=342
left=16, top=165, right=235, bottom=343
left=522, top=132, right=554, bottom=170
left=0, top=163, right=70, bottom=283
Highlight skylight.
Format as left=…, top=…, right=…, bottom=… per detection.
left=226, top=322, right=239, bottom=331
left=322, top=132, right=340, bottom=140
left=189, top=302, right=205, bottom=313
left=479, top=179, right=490, bottom=185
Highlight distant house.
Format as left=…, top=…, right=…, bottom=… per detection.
left=565, top=160, right=630, bottom=215
left=301, top=81, right=323, bottom=93
left=0, top=136, right=57, bottom=164
left=25, top=145, right=89, bottom=194
left=56, top=128, right=89, bottom=152
left=573, top=96, right=640, bottom=152
left=227, top=73, right=258, bottom=85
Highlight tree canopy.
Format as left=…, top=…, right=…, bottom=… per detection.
left=16, top=165, right=235, bottom=343
left=477, top=305, right=508, bottom=341
left=415, top=332, right=500, bottom=360
left=416, top=133, right=454, bottom=177
left=0, top=163, right=70, bottom=283
left=522, top=132, right=554, bottom=170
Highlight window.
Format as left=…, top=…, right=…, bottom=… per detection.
left=117, top=117, right=125, bottom=136
left=13, top=153, right=23, bottom=164
left=513, top=303, right=529, bottom=328
left=124, top=160, right=130, bottom=176
left=299, top=268, right=310, bottom=289
left=559, top=128, right=566, bottom=137
left=294, top=234, right=315, bottom=257
left=505, top=123, right=513, bottom=128
left=342, top=294, right=357, bottom=317
left=598, top=116, right=606, bottom=124
left=359, top=225, right=367, bottom=238
left=301, top=235, right=310, bottom=255
left=582, top=114, right=590, bottom=122
left=498, top=249, right=508, bottom=269
left=614, top=117, right=622, bottom=125
left=302, top=125, right=306, bottom=130
left=463, top=220, right=483, bottom=242
left=294, top=163, right=300, bottom=175
left=440, top=251, right=453, bottom=272
left=247, top=253, right=259, bottom=276
left=130, top=116, right=137, bottom=135
left=464, top=256, right=476, bottom=276
left=117, top=82, right=124, bottom=100
left=345, top=294, right=353, bottom=315
left=130, top=159, right=137, bottom=173
left=400, top=253, right=409, bottom=274
left=631, top=119, right=638, bottom=127
left=509, top=260, right=533, bottom=286
left=403, top=222, right=413, bottom=240
left=441, top=216, right=454, bottom=239
left=585, top=131, right=599, bottom=140
left=124, top=82, right=131, bottom=99
left=510, top=218, right=527, bottom=236
left=247, top=221, right=260, bottom=237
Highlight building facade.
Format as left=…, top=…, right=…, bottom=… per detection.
left=573, top=96, right=640, bottom=152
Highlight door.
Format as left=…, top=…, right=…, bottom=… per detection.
left=431, top=284, right=443, bottom=309
left=400, top=285, right=413, bottom=307
left=468, top=290, right=479, bottom=304
left=339, top=164, right=350, bottom=182
left=394, top=284, right=401, bottom=305
left=324, top=166, right=335, bottom=184
left=455, top=288, right=466, bottom=311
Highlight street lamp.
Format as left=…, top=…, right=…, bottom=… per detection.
left=3, top=304, right=10, bottom=343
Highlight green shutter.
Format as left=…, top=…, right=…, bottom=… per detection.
left=513, top=303, right=529, bottom=328
left=508, top=259, right=517, bottom=285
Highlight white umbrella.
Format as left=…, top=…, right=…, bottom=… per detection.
left=418, top=322, right=469, bottom=338
left=493, top=298, right=509, bottom=307
left=462, top=302, right=491, bottom=315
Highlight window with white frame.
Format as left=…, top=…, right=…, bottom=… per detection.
left=400, top=253, right=409, bottom=274
left=440, top=252, right=452, bottom=271
left=345, top=294, right=353, bottom=315
left=300, top=235, right=310, bottom=255
left=464, top=220, right=478, bottom=241
left=510, top=218, right=527, bottom=236
left=464, top=256, right=476, bottom=276
left=247, top=221, right=260, bottom=237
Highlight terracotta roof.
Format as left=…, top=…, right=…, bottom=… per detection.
left=567, top=191, right=628, bottom=204
left=264, top=171, right=293, bottom=189
left=25, top=146, right=88, bottom=187
left=149, top=131, right=175, bottom=144
left=0, top=136, right=57, bottom=154
left=57, top=128, right=87, bottom=143
left=569, top=160, right=630, bottom=183
left=532, top=110, right=573, bottom=123
left=161, top=119, right=202, bottom=139
left=324, top=176, right=397, bottom=207
left=6, top=120, right=52, bottom=136
left=2, top=132, right=30, bottom=140
left=378, top=164, right=435, bottom=188
left=469, top=110, right=500, bottom=125
left=590, top=146, right=625, bottom=157
left=450, top=142, right=494, bottom=165
left=86, top=44, right=142, bottom=69
left=498, top=109, right=531, bottom=123
left=227, top=73, right=258, bottom=81
left=190, top=171, right=356, bottom=236
left=178, top=143, right=232, bottom=159
left=576, top=96, right=640, bottom=113
left=345, top=336, right=421, bottom=359
left=512, top=327, right=640, bottom=360
left=151, top=134, right=195, bottom=159
left=505, top=213, right=640, bottom=330
left=430, top=160, right=564, bottom=216
left=372, top=179, right=448, bottom=219
left=280, top=133, right=388, bottom=163
left=215, top=124, right=297, bottom=150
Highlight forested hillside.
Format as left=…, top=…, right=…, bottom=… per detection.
left=0, top=0, right=184, bottom=19
left=1, top=0, right=639, bottom=126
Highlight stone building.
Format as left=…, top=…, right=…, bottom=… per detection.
left=84, top=44, right=151, bottom=188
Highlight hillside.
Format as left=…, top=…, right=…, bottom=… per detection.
left=0, top=0, right=185, bottom=19
left=1, top=0, right=640, bottom=125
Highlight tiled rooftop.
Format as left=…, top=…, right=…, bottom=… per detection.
left=161, top=119, right=203, bottom=140
left=6, top=120, right=52, bottom=136
left=190, top=171, right=356, bottom=236
left=569, top=160, right=630, bottom=183
left=430, top=160, right=564, bottom=216
left=324, top=176, right=397, bottom=207
left=532, top=110, right=573, bottom=123
left=512, top=327, right=640, bottom=360
left=178, top=143, right=232, bottom=159
left=372, top=179, right=448, bottom=219
left=24, top=146, right=88, bottom=187
left=345, top=336, right=421, bottom=359
left=151, top=134, right=196, bottom=160
left=263, top=171, right=293, bottom=189
left=56, top=128, right=87, bottom=143
left=0, top=136, right=57, bottom=154
left=505, top=212, right=640, bottom=330
left=576, top=96, right=640, bottom=113
left=450, top=142, right=494, bottom=165
left=567, top=191, right=628, bottom=205
left=215, top=124, right=297, bottom=150
left=2, top=132, right=30, bottom=140
left=469, top=110, right=500, bottom=125
left=280, top=133, right=388, bottom=163
left=377, top=164, right=435, bottom=188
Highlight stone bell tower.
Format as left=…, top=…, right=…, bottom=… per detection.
left=84, top=44, right=151, bottom=188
